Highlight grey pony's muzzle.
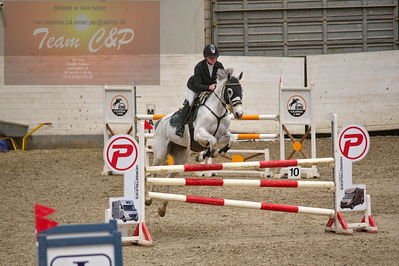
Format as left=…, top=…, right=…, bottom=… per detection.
left=230, top=96, right=243, bottom=119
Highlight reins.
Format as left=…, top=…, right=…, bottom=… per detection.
left=201, top=81, right=241, bottom=136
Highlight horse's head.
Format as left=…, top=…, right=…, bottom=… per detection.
left=217, top=69, right=244, bottom=119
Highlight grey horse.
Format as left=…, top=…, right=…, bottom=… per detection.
left=147, top=68, right=244, bottom=216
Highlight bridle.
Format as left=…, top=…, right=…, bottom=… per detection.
left=223, top=82, right=243, bottom=107
left=201, top=78, right=243, bottom=136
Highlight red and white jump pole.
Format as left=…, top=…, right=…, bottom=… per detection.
left=148, top=192, right=335, bottom=217
left=145, top=158, right=334, bottom=174
left=146, top=178, right=334, bottom=189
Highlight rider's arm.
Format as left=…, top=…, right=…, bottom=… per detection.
left=191, top=64, right=212, bottom=93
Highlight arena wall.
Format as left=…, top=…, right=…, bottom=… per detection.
left=0, top=51, right=398, bottom=148
left=308, top=50, right=399, bottom=132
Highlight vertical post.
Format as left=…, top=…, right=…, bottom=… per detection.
left=310, top=83, right=317, bottom=173
left=322, top=0, right=328, bottom=54
left=264, top=148, right=270, bottom=178
left=138, top=120, right=146, bottom=241
left=133, top=85, right=138, bottom=139
left=243, top=0, right=249, bottom=55
left=212, top=0, right=217, bottom=45
left=282, top=0, right=288, bottom=56
left=332, top=114, right=340, bottom=225
left=365, top=195, right=371, bottom=221
left=279, top=80, right=285, bottom=161
left=361, top=0, right=368, bottom=52
left=103, top=85, right=111, bottom=175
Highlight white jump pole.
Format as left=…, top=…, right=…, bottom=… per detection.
left=146, top=158, right=335, bottom=174
left=146, top=178, right=334, bottom=188
left=141, top=133, right=278, bottom=140
left=136, top=114, right=279, bottom=121
left=148, top=192, right=335, bottom=217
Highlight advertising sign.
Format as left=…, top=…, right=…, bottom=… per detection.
left=104, top=135, right=138, bottom=173
left=337, top=124, right=370, bottom=212
left=38, top=221, right=122, bottom=266
left=339, top=125, right=370, bottom=162
left=104, top=134, right=142, bottom=221
left=4, top=1, right=160, bottom=85
left=104, top=88, right=134, bottom=124
left=280, top=88, right=312, bottom=125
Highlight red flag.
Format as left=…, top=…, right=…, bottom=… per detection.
left=144, top=120, right=153, bottom=130
left=35, top=203, right=58, bottom=233
left=35, top=215, right=58, bottom=233
left=35, top=203, right=56, bottom=216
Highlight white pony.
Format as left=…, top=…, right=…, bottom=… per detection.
left=147, top=68, right=244, bottom=216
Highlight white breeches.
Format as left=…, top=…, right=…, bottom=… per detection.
left=187, top=90, right=196, bottom=106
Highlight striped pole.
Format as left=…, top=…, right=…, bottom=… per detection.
left=238, top=114, right=278, bottom=121
left=148, top=192, right=335, bottom=217
left=146, top=178, right=334, bottom=188
left=136, top=114, right=167, bottom=120
left=235, top=133, right=278, bottom=140
left=146, top=158, right=334, bottom=174
left=135, top=114, right=278, bottom=121
left=141, top=133, right=278, bottom=140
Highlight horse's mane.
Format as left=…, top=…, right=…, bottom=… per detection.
left=216, top=68, right=234, bottom=81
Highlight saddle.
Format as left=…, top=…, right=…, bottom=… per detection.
left=169, top=92, right=211, bottom=127
left=169, top=92, right=212, bottom=152
left=169, top=103, right=197, bottom=127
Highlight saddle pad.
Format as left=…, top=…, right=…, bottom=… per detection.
left=169, top=106, right=199, bottom=127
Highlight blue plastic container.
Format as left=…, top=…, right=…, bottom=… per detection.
left=0, top=140, right=9, bottom=152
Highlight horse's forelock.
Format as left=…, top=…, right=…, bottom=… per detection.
left=217, top=68, right=234, bottom=81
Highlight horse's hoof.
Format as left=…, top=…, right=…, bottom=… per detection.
left=158, top=207, right=166, bottom=217
left=145, top=199, right=153, bottom=206
left=195, top=154, right=201, bottom=162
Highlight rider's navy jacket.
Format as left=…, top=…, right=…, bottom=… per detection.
left=187, top=60, right=224, bottom=94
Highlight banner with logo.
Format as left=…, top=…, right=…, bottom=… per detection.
left=4, top=1, right=160, bottom=85
left=337, top=124, right=370, bottom=212
left=104, top=89, right=133, bottom=124
left=104, top=134, right=142, bottom=223
left=280, top=88, right=312, bottom=124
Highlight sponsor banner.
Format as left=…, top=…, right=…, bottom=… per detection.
left=104, top=88, right=134, bottom=124
left=337, top=124, right=370, bottom=212
left=109, top=197, right=141, bottom=224
left=287, top=95, right=306, bottom=118
left=104, top=134, right=142, bottom=217
left=338, top=125, right=370, bottom=162
left=280, top=88, right=312, bottom=124
left=104, top=135, right=139, bottom=173
left=4, top=1, right=160, bottom=85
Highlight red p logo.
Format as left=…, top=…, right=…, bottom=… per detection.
left=110, top=144, right=133, bottom=169
left=342, top=134, right=363, bottom=157
left=104, top=135, right=138, bottom=172
left=338, top=125, right=369, bottom=162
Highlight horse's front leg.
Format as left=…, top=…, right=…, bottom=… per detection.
left=213, top=131, right=237, bottom=158
left=194, top=128, right=217, bottom=162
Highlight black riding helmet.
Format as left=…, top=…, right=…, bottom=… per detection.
left=203, top=44, right=219, bottom=58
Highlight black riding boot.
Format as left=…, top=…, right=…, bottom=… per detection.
left=176, top=101, right=191, bottom=137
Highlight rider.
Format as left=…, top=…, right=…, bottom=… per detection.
left=176, top=44, right=224, bottom=137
